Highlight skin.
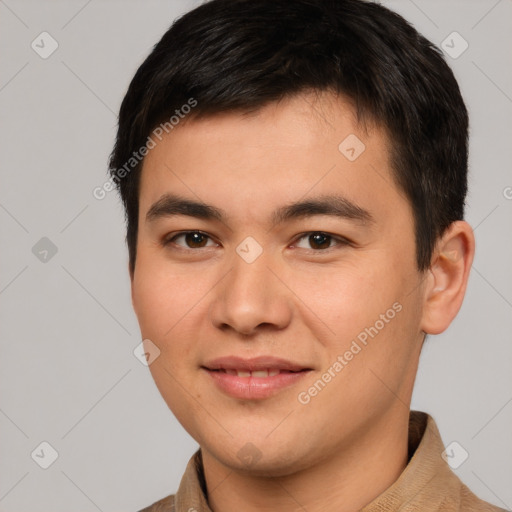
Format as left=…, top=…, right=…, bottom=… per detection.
left=131, top=92, right=475, bottom=512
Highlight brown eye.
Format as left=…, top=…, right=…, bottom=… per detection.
left=167, top=231, right=216, bottom=249
left=294, top=232, right=343, bottom=250
left=308, top=233, right=332, bottom=249
left=184, top=232, right=208, bottom=248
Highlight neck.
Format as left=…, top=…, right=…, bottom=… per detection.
left=201, top=407, right=410, bottom=512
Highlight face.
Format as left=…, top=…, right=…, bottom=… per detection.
left=131, top=92, right=426, bottom=476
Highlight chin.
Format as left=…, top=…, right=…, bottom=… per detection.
left=206, top=438, right=317, bottom=478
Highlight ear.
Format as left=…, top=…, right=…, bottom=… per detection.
left=420, top=221, right=475, bottom=335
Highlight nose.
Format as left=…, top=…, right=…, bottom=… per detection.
left=208, top=246, right=293, bottom=337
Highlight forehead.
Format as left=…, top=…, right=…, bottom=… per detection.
left=138, top=92, right=403, bottom=224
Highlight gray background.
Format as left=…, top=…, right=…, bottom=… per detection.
left=0, top=0, right=511, bottom=511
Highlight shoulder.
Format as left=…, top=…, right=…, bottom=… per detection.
left=137, top=493, right=175, bottom=512
left=437, top=482, right=507, bottom=511
left=457, top=484, right=508, bottom=512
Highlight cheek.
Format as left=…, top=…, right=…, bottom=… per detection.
left=290, top=252, right=423, bottom=393
left=132, top=258, right=190, bottom=341
left=289, top=259, right=406, bottom=341
left=132, top=254, right=218, bottom=367
left=132, top=259, right=206, bottom=409
left=132, top=271, right=172, bottom=338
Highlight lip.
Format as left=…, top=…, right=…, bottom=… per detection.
left=203, top=355, right=310, bottom=372
left=202, top=356, right=313, bottom=400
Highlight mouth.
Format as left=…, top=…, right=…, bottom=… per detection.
left=206, top=368, right=306, bottom=377
left=201, top=356, right=313, bottom=400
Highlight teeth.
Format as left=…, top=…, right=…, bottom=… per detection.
left=222, top=369, right=283, bottom=377
left=218, top=368, right=294, bottom=377
left=251, top=370, right=269, bottom=378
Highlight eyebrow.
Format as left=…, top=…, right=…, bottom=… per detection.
left=145, top=193, right=373, bottom=226
left=146, top=194, right=225, bottom=223
left=271, top=195, right=373, bottom=226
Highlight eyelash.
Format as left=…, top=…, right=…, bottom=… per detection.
left=163, top=231, right=350, bottom=252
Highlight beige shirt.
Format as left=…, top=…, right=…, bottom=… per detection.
left=139, top=411, right=506, bottom=512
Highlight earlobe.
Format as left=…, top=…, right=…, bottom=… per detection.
left=420, top=221, right=475, bottom=335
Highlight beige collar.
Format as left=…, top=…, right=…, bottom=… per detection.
left=160, top=411, right=503, bottom=512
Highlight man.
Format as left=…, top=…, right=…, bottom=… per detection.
left=109, top=0, right=505, bottom=510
